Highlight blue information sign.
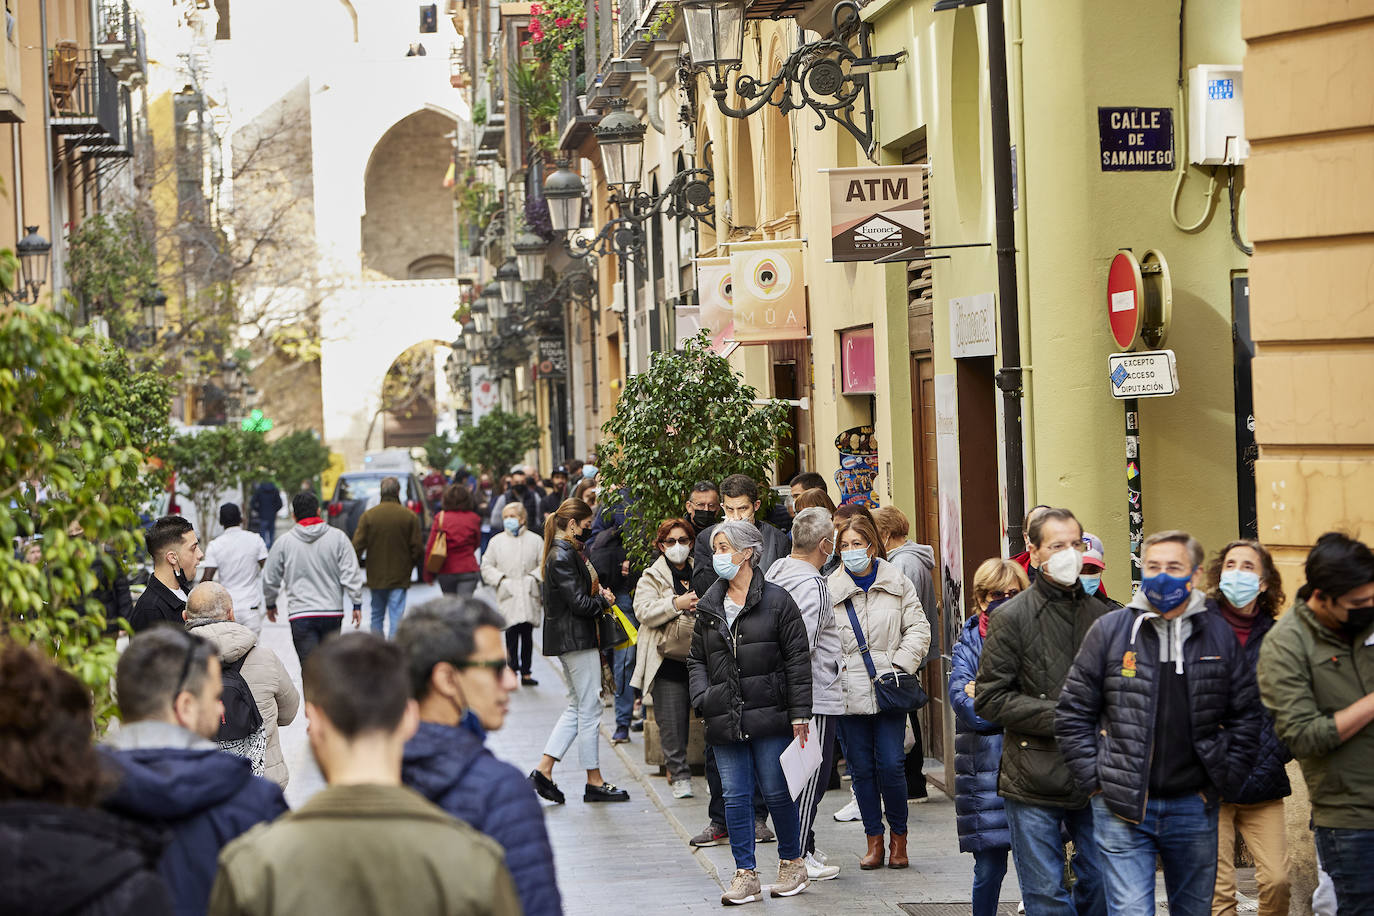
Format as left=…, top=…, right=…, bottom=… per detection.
left=1098, top=107, right=1174, bottom=172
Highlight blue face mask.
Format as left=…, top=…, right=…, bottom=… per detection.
left=1079, top=573, right=1102, bottom=596
left=1219, top=570, right=1261, bottom=609
left=1142, top=570, right=1193, bottom=613
left=712, top=552, right=741, bottom=581
left=503, top=518, right=521, bottom=537
left=841, top=548, right=871, bottom=575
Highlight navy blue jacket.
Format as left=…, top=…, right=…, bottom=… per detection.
left=402, top=717, right=563, bottom=916
left=1224, top=612, right=1292, bottom=805
left=1055, top=597, right=1262, bottom=824
left=948, top=616, right=1010, bottom=854
left=101, top=746, right=286, bottom=915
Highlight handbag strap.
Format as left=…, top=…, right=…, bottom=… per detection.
left=843, top=598, right=881, bottom=683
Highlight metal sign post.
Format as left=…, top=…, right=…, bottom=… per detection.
left=1125, top=401, right=1143, bottom=590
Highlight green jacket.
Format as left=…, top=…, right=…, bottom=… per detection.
left=1257, top=600, right=1374, bottom=830
left=352, top=498, right=423, bottom=590
left=209, top=783, right=520, bottom=916
left=974, top=574, right=1111, bottom=808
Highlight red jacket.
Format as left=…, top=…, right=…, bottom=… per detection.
left=423, top=510, right=481, bottom=581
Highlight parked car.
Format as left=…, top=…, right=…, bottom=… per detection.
left=326, top=471, right=433, bottom=545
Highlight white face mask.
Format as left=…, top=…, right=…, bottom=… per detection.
left=1042, top=547, right=1084, bottom=587
left=665, top=543, right=690, bottom=565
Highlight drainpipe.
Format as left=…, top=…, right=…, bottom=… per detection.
left=39, top=0, right=61, bottom=306
left=986, top=0, right=1027, bottom=554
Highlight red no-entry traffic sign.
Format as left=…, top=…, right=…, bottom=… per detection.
left=1108, top=251, right=1143, bottom=351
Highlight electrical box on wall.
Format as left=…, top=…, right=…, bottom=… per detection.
left=1189, top=65, right=1247, bottom=165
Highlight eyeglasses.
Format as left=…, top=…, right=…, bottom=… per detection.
left=1044, top=539, right=1086, bottom=553
left=453, top=659, right=512, bottom=675
left=1143, top=562, right=1193, bottom=576
left=175, top=638, right=200, bottom=698
left=661, top=537, right=693, bottom=547
left=988, top=589, right=1020, bottom=601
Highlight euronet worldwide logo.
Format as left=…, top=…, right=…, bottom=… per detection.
left=854, top=216, right=901, bottom=245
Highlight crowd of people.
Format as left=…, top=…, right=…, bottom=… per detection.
left=3, top=455, right=1373, bottom=916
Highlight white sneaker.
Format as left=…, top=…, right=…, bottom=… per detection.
left=832, top=790, right=862, bottom=822
left=1017, top=903, right=1025, bottom=914
left=671, top=779, right=694, bottom=799
left=804, top=852, right=840, bottom=881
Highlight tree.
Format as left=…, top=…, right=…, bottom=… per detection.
left=0, top=306, right=149, bottom=724
left=453, top=409, right=540, bottom=479
left=599, top=332, right=792, bottom=568
left=163, top=427, right=269, bottom=534
left=423, top=433, right=462, bottom=472
left=268, top=430, right=332, bottom=494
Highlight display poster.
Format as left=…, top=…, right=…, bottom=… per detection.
left=827, top=166, right=926, bottom=262
left=729, top=240, right=808, bottom=342
left=695, top=257, right=733, bottom=354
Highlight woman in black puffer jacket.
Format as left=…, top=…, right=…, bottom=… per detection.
left=1207, top=540, right=1292, bottom=916
left=689, top=521, right=813, bottom=905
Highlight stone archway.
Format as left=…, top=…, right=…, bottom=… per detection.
left=361, top=109, right=458, bottom=280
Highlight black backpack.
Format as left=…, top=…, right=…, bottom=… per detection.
left=217, top=655, right=264, bottom=741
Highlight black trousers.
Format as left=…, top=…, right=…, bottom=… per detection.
left=706, top=744, right=769, bottom=827
left=905, top=709, right=929, bottom=797
left=437, top=572, right=480, bottom=595
left=505, top=622, right=534, bottom=675
left=290, top=615, right=342, bottom=665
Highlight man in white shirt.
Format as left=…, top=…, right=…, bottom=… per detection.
left=201, top=503, right=269, bottom=634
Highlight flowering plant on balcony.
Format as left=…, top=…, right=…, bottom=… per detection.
left=521, top=0, right=587, bottom=83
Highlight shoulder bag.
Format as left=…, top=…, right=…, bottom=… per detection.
left=425, top=511, right=449, bottom=575
left=659, top=609, right=697, bottom=661
left=843, top=598, right=929, bottom=711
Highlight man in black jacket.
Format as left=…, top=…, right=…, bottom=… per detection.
left=1056, top=530, right=1261, bottom=916
left=691, top=475, right=789, bottom=597
left=128, top=515, right=203, bottom=633
left=974, top=507, right=1108, bottom=916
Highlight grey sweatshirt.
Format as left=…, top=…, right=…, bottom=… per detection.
left=263, top=522, right=364, bottom=618
left=887, top=541, right=940, bottom=661
left=766, top=556, right=845, bottom=716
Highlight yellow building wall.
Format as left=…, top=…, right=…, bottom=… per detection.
left=869, top=0, right=1250, bottom=598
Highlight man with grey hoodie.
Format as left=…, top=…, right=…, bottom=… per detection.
left=766, top=506, right=845, bottom=882
left=264, top=492, right=365, bottom=664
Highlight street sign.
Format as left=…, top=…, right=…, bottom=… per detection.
left=1098, top=107, right=1175, bottom=171
left=1107, top=251, right=1142, bottom=350
left=1109, top=350, right=1179, bottom=399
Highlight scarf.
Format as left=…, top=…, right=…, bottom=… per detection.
left=1218, top=601, right=1257, bottom=647
left=978, top=610, right=990, bottom=639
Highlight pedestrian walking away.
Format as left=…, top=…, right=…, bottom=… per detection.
left=251, top=480, right=283, bottom=550
left=399, top=596, right=563, bottom=916
left=690, top=521, right=813, bottom=905
left=129, top=515, right=203, bottom=633
left=829, top=512, right=930, bottom=871
left=208, top=633, right=521, bottom=916
left=262, top=492, right=365, bottom=665
left=352, top=476, right=424, bottom=639
left=184, top=582, right=301, bottom=789
left=1257, top=532, right=1374, bottom=916
left=426, top=483, right=483, bottom=596
left=951, top=559, right=1027, bottom=916
left=101, top=628, right=287, bottom=914
left=200, top=504, right=270, bottom=635
left=1205, top=539, right=1293, bottom=916
left=974, top=506, right=1109, bottom=916
left=529, top=498, right=630, bottom=805
left=1056, top=529, right=1262, bottom=916
left=480, top=500, right=545, bottom=685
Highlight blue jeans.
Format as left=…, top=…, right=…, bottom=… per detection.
left=712, top=735, right=802, bottom=871
left=542, top=648, right=603, bottom=770
left=258, top=521, right=275, bottom=549
left=1003, top=797, right=1105, bottom=916
left=369, top=588, right=407, bottom=639
left=612, top=595, right=637, bottom=729
left=1091, top=794, right=1217, bottom=916
left=973, top=848, right=1010, bottom=916
left=837, top=710, right=909, bottom=836
left=1314, top=827, right=1374, bottom=915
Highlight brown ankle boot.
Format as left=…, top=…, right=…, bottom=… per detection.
left=888, top=832, right=909, bottom=868
left=860, top=834, right=885, bottom=869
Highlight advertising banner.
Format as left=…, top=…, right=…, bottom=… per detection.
left=729, top=240, right=807, bottom=342
left=536, top=337, right=567, bottom=378
left=470, top=365, right=498, bottom=423
left=695, top=257, right=733, bottom=353
left=827, top=166, right=926, bottom=262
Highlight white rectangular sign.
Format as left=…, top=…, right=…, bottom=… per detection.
left=1109, top=350, right=1179, bottom=399
left=949, top=293, right=997, bottom=359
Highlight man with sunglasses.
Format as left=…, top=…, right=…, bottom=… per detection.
left=102, top=627, right=287, bottom=914
left=397, top=596, right=561, bottom=916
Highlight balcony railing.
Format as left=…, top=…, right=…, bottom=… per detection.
left=96, top=0, right=146, bottom=84
left=48, top=46, right=122, bottom=145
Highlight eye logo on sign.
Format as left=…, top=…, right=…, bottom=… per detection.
left=742, top=252, right=792, bottom=302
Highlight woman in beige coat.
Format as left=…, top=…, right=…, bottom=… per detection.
left=630, top=517, right=698, bottom=798
left=828, top=513, right=930, bottom=871
left=480, top=501, right=545, bottom=686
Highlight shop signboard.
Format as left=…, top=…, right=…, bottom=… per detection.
left=695, top=257, right=733, bottom=354
left=730, top=240, right=807, bottom=342
left=826, top=166, right=926, bottom=262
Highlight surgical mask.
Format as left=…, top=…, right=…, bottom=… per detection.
left=841, top=548, right=871, bottom=575
left=1042, top=547, right=1084, bottom=587
left=691, top=510, right=719, bottom=534
left=583, top=465, right=598, bottom=479
left=173, top=564, right=193, bottom=594
left=1079, top=573, right=1102, bottom=596
left=712, top=552, right=741, bottom=580
left=665, top=543, right=690, bottom=565
left=1143, top=571, right=1193, bottom=614
left=503, top=518, right=521, bottom=537
left=1339, top=605, right=1374, bottom=641
left=1219, top=570, right=1261, bottom=609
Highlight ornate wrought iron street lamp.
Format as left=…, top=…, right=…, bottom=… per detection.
left=513, top=231, right=548, bottom=283
left=497, top=258, right=524, bottom=309
left=543, top=162, right=586, bottom=234
left=12, top=226, right=51, bottom=303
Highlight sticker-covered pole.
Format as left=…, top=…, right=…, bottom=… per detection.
left=1125, top=398, right=1142, bottom=592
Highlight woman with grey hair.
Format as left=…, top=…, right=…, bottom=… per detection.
left=689, top=520, right=814, bottom=905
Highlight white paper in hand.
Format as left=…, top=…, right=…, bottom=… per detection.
left=779, top=716, right=824, bottom=801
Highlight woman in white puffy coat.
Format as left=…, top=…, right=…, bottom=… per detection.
left=828, top=512, right=930, bottom=871
left=481, top=501, right=545, bottom=686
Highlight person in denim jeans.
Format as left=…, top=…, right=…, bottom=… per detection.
left=1056, top=530, right=1261, bottom=916
left=974, top=508, right=1109, bottom=916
